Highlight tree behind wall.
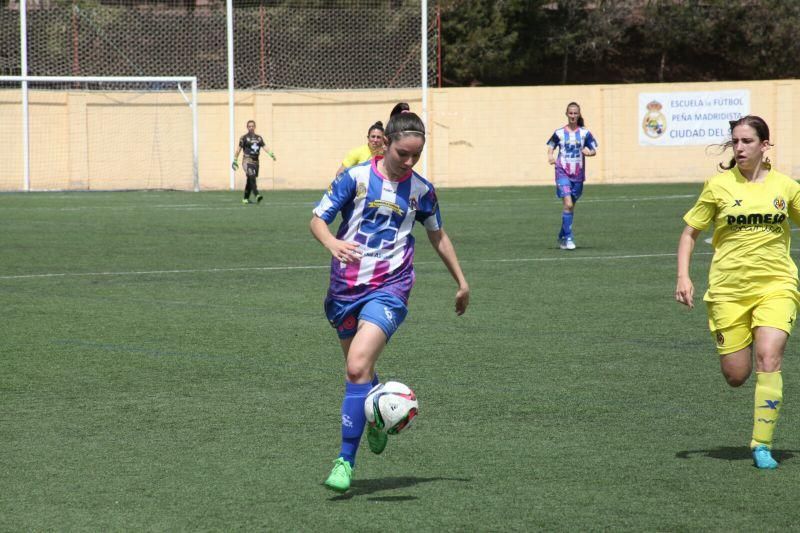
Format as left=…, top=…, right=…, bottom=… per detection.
left=439, top=0, right=548, bottom=86
left=440, top=0, right=800, bottom=86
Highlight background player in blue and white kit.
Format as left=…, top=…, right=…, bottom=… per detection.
left=546, top=102, right=598, bottom=250
left=310, top=112, right=470, bottom=493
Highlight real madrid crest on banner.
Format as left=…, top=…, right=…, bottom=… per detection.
left=638, top=90, right=750, bottom=145
left=642, top=100, right=666, bottom=139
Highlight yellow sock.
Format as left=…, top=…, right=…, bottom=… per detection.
left=751, top=371, right=783, bottom=449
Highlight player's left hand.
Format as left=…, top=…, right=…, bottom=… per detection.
left=268, top=151, right=276, bottom=161
left=455, top=284, right=470, bottom=316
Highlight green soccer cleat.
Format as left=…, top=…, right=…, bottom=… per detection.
left=367, top=424, right=388, bottom=455
left=256, top=194, right=264, bottom=203
left=242, top=198, right=250, bottom=205
left=324, top=457, right=353, bottom=492
left=753, top=445, right=778, bottom=469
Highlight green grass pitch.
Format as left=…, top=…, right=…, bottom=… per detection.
left=2, top=183, right=799, bottom=530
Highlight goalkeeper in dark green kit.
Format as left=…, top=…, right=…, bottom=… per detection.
left=232, top=119, right=276, bottom=204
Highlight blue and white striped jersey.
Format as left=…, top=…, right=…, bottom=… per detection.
left=547, top=126, right=598, bottom=182
left=313, top=157, right=441, bottom=303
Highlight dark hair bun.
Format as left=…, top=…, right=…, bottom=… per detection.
left=368, top=121, right=385, bottom=135
left=390, top=102, right=410, bottom=118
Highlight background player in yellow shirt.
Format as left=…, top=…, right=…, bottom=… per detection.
left=332, top=104, right=410, bottom=178
left=675, top=115, right=800, bottom=469
left=334, top=121, right=385, bottom=177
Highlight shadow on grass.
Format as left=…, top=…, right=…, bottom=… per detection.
left=367, top=495, right=419, bottom=502
left=676, top=446, right=796, bottom=462
left=327, top=476, right=471, bottom=502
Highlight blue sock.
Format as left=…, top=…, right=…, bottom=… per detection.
left=561, top=211, right=574, bottom=239
left=338, top=380, right=372, bottom=467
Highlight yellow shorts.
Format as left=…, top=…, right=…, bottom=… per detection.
left=706, top=290, right=800, bottom=355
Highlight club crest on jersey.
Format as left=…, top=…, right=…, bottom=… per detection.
left=409, top=197, right=418, bottom=211
left=774, top=196, right=786, bottom=210
left=356, top=183, right=367, bottom=199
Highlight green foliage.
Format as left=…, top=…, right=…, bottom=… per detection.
left=711, top=0, right=800, bottom=80
left=440, top=0, right=547, bottom=85
left=439, top=0, right=800, bottom=85
left=638, top=0, right=709, bottom=82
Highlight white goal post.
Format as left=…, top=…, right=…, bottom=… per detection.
left=0, top=76, right=199, bottom=192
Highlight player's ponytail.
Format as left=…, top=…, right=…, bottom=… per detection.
left=385, top=112, right=425, bottom=144
left=567, top=102, right=584, bottom=128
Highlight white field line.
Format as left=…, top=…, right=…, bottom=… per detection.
left=0, top=193, right=696, bottom=212
left=0, top=251, right=715, bottom=281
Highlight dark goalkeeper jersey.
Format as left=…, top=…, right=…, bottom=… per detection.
left=239, top=134, right=266, bottom=161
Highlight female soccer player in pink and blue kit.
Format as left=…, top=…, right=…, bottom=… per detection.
left=310, top=112, right=470, bottom=493
left=547, top=102, right=598, bottom=250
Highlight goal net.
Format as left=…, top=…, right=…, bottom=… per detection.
left=0, top=76, right=199, bottom=192
left=0, top=1, right=435, bottom=91
left=0, top=1, right=435, bottom=191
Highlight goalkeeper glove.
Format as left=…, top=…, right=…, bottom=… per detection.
left=268, top=151, right=276, bottom=161
left=231, top=160, right=239, bottom=170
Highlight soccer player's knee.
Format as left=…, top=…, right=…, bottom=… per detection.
left=723, top=371, right=749, bottom=387
left=755, top=351, right=782, bottom=373
left=345, top=355, right=372, bottom=383
left=345, top=366, right=371, bottom=383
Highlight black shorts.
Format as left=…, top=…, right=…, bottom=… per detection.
left=244, top=160, right=259, bottom=179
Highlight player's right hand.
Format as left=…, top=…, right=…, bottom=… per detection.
left=328, top=240, right=362, bottom=264
left=675, top=277, right=694, bottom=309
left=231, top=160, right=239, bottom=170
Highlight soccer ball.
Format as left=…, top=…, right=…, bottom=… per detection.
left=364, top=381, right=418, bottom=435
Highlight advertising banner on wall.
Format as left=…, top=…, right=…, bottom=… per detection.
left=638, top=89, right=750, bottom=146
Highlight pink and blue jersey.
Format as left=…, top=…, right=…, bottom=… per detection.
left=547, top=126, right=598, bottom=182
left=313, top=156, right=442, bottom=304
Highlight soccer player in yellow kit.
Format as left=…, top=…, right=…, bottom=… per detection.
left=676, top=115, right=800, bottom=469
left=334, top=121, right=385, bottom=177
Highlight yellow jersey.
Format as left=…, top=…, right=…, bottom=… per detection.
left=684, top=166, right=800, bottom=302
left=341, top=144, right=380, bottom=168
